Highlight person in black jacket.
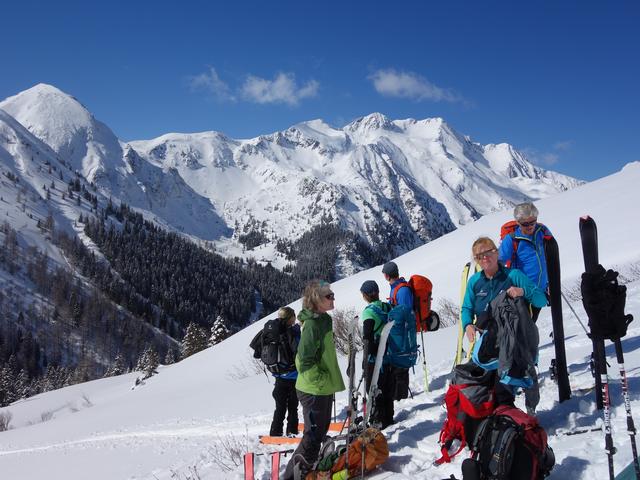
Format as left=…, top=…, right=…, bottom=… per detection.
left=250, top=306, right=301, bottom=436
left=270, top=307, right=301, bottom=436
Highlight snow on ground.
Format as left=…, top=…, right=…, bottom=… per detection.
left=1, top=162, right=639, bottom=479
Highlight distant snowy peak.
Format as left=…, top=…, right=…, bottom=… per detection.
left=483, top=143, right=582, bottom=191
left=0, top=82, right=584, bottom=274
left=0, top=83, right=123, bottom=183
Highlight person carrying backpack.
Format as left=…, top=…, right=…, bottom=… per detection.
left=359, top=280, right=395, bottom=429
left=249, top=306, right=301, bottom=437
left=381, top=261, right=416, bottom=403
left=462, top=237, right=547, bottom=407
left=283, top=280, right=345, bottom=480
left=382, top=261, right=413, bottom=309
left=498, top=202, right=552, bottom=322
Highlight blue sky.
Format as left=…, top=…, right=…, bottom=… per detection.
left=2, top=0, right=638, bottom=181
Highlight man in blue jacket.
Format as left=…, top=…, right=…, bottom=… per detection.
left=382, top=261, right=413, bottom=308
left=498, top=202, right=552, bottom=322
left=381, top=261, right=413, bottom=407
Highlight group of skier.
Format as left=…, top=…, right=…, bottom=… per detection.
left=249, top=201, right=636, bottom=479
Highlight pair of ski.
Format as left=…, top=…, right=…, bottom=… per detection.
left=579, top=216, right=639, bottom=480
left=244, top=449, right=293, bottom=480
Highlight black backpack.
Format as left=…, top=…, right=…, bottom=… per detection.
left=464, top=405, right=554, bottom=480
left=258, top=319, right=295, bottom=375
left=581, top=264, right=634, bottom=340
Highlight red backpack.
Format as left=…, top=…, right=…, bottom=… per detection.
left=435, top=363, right=496, bottom=465
left=469, top=405, right=555, bottom=479
left=499, top=221, right=553, bottom=268
left=390, top=274, right=436, bottom=332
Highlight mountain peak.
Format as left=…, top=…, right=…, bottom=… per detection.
left=0, top=83, right=94, bottom=131
left=345, top=112, right=395, bottom=132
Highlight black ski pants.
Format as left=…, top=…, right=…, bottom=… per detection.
left=270, top=377, right=299, bottom=436
left=365, top=362, right=395, bottom=429
left=283, top=391, right=333, bottom=480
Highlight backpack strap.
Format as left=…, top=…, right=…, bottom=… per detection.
left=366, top=303, right=390, bottom=336
left=390, top=281, right=409, bottom=306
left=504, top=233, right=519, bottom=269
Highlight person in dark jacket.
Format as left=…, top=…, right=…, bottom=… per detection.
left=283, top=280, right=345, bottom=480
left=269, top=306, right=301, bottom=437
left=360, top=280, right=395, bottom=429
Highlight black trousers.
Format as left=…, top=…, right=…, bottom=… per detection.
left=283, top=391, right=333, bottom=480
left=270, top=377, right=299, bottom=436
left=365, top=363, right=395, bottom=428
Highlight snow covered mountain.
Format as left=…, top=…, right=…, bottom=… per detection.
left=1, top=84, right=581, bottom=273
left=0, top=162, right=638, bottom=480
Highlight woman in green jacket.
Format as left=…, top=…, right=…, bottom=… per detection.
left=283, top=280, right=345, bottom=480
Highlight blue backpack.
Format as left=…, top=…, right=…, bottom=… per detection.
left=368, top=303, right=418, bottom=369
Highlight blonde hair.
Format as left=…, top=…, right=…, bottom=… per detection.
left=302, top=280, right=332, bottom=312
left=278, top=306, right=296, bottom=322
left=472, top=236, right=497, bottom=254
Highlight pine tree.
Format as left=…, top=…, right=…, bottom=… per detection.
left=15, top=369, right=29, bottom=400
left=164, top=348, right=176, bottom=365
left=143, top=348, right=159, bottom=379
left=0, top=365, right=15, bottom=407
left=209, top=315, right=230, bottom=346
left=180, top=322, right=208, bottom=359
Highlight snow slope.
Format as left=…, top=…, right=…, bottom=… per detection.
left=0, top=163, right=638, bottom=480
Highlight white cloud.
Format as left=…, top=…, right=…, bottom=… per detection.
left=523, top=148, right=560, bottom=166
left=240, top=72, right=319, bottom=106
left=368, top=69, right=463, bottom=103
left=553, top=140, right=573, bottom=151
left=186, top=67, right=235, bottom=101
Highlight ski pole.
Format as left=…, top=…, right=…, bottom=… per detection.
left=420, top=328, right=429, bottom=393
left=596, top=338, right=616, bottom=480
left=614, top=337, right=640, bottom=478
left=417, top=303, right=429, bottom=392
left=560, top=289, right=590, bottom=335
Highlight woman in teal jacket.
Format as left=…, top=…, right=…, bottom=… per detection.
left=462, top=236, right=547, bottom=410
left=283, top=280, right=345, bottom=480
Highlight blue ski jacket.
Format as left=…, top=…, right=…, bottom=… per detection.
left=388, top=277, right=414, bottom=309
left=498, top=224, right=552, bottom=291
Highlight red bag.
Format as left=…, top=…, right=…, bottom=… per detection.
left=435, top=363, right=495, bottom=465
left=391, top=274, right=435, bottom=332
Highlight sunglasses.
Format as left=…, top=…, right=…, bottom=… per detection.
left=325, top=293, right=335, bottom=301
left=473, top=249, right=497, bottom=261
left=519, top=220, right=537, bottom=228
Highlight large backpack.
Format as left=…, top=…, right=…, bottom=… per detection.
left=386, top=304, right=419, bottom=369
left=305, top=427, right=389, bottom=479
left=391, top=275, right=439, bottom=332
left=465, top=405, right=555, bottom=480
left=367, top=302, right=418, bottom=369
left=499, top=221, right=553, bottom=269
left=581, top=264, right=634, bottom=340
left=259, top=319, right=295, bottom=375
left=435, top=363, right=496, bottom=465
